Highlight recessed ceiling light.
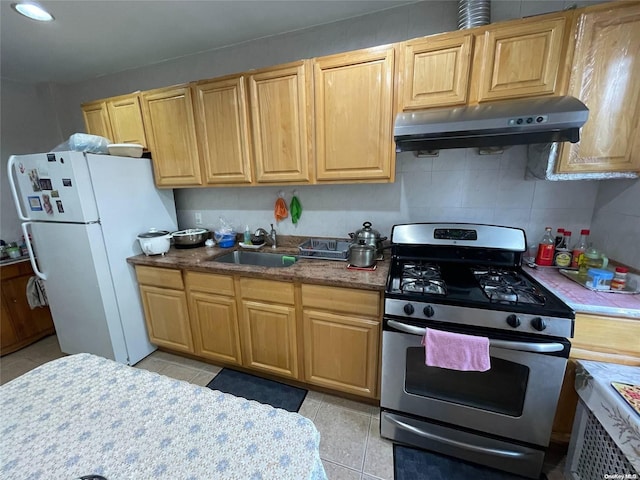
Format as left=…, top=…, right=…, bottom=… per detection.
left=11, top=2, right=54, bottom=22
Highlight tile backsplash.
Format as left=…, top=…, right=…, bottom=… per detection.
left=176, top=145, right=600, bottom=250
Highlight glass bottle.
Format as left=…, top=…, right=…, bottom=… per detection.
left=554, top=230, right=572, bottom=267
left=554, top=228, right=565, bottom=247
left=535, top=227, right=555, bottom=266
left=570, top=229, right=590, bottom=269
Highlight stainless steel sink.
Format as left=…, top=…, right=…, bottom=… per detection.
left=212, top=250, right=298, bottom=268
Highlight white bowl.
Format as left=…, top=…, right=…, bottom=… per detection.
left=107, top=143, right=143, bottom=158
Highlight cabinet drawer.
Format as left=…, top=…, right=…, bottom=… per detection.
left=135, top=265, right=184, bottom=290
left=301, top=284, right=380, bottom=317
left=1, top=261, right=33, bottom=281
left=239, top=278, right=294, bottom=305
left=186, top=271, right=234, bottom=296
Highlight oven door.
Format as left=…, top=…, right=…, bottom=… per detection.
left=381, top=318, right=569, bottom=447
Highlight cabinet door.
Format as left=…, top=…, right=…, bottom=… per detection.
left=248, top=61, right=312, bottom=183
left=2, top=274, right=54, bottom=341
left=400, top=32, right=473, bottom=109
left=314, top=46, right=395, bottom=182
left=303, top=309, right=379, bottom=398
left=138, top=285, right=194, bottom=353
left=1, top=297, right=19, bottom=353
left=141, top=85, right=203, bottom=186
left=194, top=76, right=253, bottom=184
left=556, top=3, right=640, bottom=174
left=475, top=15, right=570, bottom=102
left=81, top=101, right=114, bottom=141
left=106, top=93, right=147, bottom=148
left=189, top=291, right=242, bottom=365
left=239, top=300, right=298, bottom=379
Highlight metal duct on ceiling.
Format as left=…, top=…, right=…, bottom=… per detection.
left=458, top=0, right=491, bottom=29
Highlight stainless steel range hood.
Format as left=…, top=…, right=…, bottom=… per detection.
left=394, top=96, right=588, bottom=152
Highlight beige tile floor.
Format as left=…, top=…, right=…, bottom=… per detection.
left=1, top=334, right=567, bottom=480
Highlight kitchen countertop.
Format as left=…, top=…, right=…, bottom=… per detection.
left=127, top=241, right=389, bottom=292
left=525, top=265, right=640, bottom=319
left=0, top=256, right=31, bottom=267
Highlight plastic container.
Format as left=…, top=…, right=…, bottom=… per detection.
left=243, top=225, right=251, bottom=245
left=107, top=143, right=144, bottom=158
left=586, top=268, right=614, bottom=290
left=611, top=267, right=629, bottom=290
left=214, top=231, right=237, bottom=248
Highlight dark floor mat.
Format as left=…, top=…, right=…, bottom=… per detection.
left=206, top=368, right=307, bottom=412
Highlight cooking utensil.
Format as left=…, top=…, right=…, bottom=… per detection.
left=348, top=221, right=388, bottom=254
left=137, top=228, right=172, bottom=256
left=172, top=228, right=209, bottom=249
left=348, top=240, right=377, bottom=268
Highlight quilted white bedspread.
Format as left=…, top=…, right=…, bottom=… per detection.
left=0, top=353, right=327, bottom=480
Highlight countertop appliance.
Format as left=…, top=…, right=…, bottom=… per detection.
left=380, top=223, right=575, bottom=479
left=7, top=151, right=177, bottom=365
left=394, top=95, right=588, bottom=152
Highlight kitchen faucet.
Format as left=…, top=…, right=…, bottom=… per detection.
left=254, top=224, right=277, bottom=248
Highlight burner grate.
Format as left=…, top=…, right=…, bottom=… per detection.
left=474, top=267, right=546, bottom=306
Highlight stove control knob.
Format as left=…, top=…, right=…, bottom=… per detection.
left=423, top=305, right=435, bottom=317
left=506, top=314, right=520, bottom=328
left=531, top=317, right=547, bottom=331
left=403, top=303, right=415, bottom=315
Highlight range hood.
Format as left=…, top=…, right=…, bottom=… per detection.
left=394, top=96, right=589, bottom=152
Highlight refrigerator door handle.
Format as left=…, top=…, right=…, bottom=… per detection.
left=8, top=155, right=30, bottom=221
left=21, top=222, right=47, bottom=280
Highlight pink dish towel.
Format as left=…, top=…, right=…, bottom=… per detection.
left=422, top=328, right=491, bottom=372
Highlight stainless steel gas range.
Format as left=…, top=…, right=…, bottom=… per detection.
left=380, top=223, right=575, bottom=479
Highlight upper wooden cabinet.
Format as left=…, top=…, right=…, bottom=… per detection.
left=82, top=93, right=147, bottom=147
left=248, top=60, right=313, bottom=184
left=193, top=75, right=254, bottom=185
left=472, top=14, right=572, bottom=103
left=399, top=32, right=473, bottom=109
left=141, top=85, right=203, bottom=187
left=314, top=46, right=395, bottom=182
left=106, top=93, right=147, bottom=148
left=556, top=2, right=640, bottom=174
left=81, top=100, right=114, bottom=141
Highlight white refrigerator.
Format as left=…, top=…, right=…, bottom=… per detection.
left=7, top=151, right=177, bottom=365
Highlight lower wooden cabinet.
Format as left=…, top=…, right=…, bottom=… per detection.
left=551, top=313, right=640, bottom=444
left=1, top=260, right=55, bottom=355
left=239, top=278, right=298, bottom=379
left=135, top=266, right=194, bottom=353
left=186, top=271, right=242, bottom=365
left=301, top=284, right=381, bottom=398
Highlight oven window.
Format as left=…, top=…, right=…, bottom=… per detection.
left=405, top=347, right=529, bottom=417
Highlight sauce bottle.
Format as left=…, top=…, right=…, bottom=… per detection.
left=571, top=229, right=590, bottom=269
left=554, top=230, right=572, bottom=267
left=535, top=227, right=555, bottom=266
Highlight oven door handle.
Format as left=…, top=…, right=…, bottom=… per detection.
left=385, top=413, right=528, bottom=459
left=386, top=319, right=565, bottom=353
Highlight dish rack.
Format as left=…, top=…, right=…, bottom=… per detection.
left=298, top=238, right=351, bottom=261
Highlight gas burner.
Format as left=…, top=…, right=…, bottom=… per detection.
left=401, top=278, right=447, bottom=296
left=473, top=267, right=546, bottom=306
left=403, top=263, right=441, bottom=280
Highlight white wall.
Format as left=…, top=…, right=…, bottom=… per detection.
left=0, top=80, right=63, bottom=244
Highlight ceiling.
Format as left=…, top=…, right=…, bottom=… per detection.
left=1, top=0, right=416, bottom=84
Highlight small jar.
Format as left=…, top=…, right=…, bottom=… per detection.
left=610, top=267, right=629, bottom=290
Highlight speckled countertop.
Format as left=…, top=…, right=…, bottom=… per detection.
left=127, top=236, right=389, bottom=292
left=525, top=265, right=640, bottom=319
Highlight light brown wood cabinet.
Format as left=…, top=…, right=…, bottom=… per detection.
left=314, top=46, right=396, bottom=182
left=248, top=60, right=314, bottom=184
left=471, top=14, right=572, bottom=103
left=135, top=265, right=194, bottom=353
left=193, top=75, right=254, bottom=185
left=82, top=93, right=147, bottom=147
left=1, top=261, right=55, bottom=355
left=81, top=100, right=114, bottom=141
left=141, top=85, right=203, bottom=187
left=551, top=312, right=640, bottom=444
left=399, top=31, right=474, bottom=110
left=238, top=278, right=299, bottom=379
left=301, top=284, right=381, bottom=398
left=186, top=271, right=242, bottom=365
left=556, top=2, right=640, bottom=174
